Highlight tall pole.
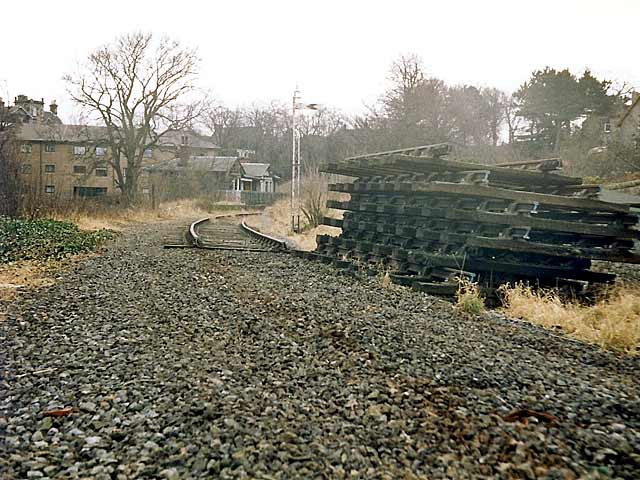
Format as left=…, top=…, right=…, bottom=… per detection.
left=291, top=87, right=301, bottom=233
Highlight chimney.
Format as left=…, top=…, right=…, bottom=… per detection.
left=178, top=145, right=190, bottom=167
left=50, top=100, right=58, bottom=115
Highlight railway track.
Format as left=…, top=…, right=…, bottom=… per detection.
left=164, top=214, right=287, bottom=252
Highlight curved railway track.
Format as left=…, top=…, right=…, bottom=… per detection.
left=164, top=214, right=287, bottom=252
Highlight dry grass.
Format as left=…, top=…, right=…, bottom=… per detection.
left=51, top=198, right=253, bottom=231
left=455, top=279, right=485, bottom=315
left=500, top=283, right=640, bottom=354
left=249, top=198, right=342, bottom=250
left=0, top=254, right=95, bottom=303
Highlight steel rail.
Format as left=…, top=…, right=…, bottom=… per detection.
left=240, top=219, right=288, bottom=250
left=187, top=217, right=210, bottom=247
left=170, top=214, right=287, bottom=252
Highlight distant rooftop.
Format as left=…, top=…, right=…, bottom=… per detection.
left=148, top=156, right=240, bottom=173
left=16, top=123, right=107, bottom=142
left=240, top=162, right=271, bottom=178
left=159, top=130, right=219, bottom=150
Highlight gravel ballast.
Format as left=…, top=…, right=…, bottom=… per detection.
left=1, top=222, right=639, bottom=479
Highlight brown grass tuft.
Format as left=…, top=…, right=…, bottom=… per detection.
left=500, top=283, right=640, bottom=354
left=455, top=279, right=485, bottom=315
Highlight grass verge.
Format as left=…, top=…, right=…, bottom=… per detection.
left=500, top=283, right=640, bottom=354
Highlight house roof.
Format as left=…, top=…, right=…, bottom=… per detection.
left=8, top=106, right=62, bottom=125
left=17, top=124, right=219, bottom=151
left=159, top=130, right=219, bottom=150
left=16, top=123, right=107, bottom=142
left=617, top=94, right=640, bottom=128
left=148, top=156, right=240, bottom=173
left=240, top=162, right=271, bottom=178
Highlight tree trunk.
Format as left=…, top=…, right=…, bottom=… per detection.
left=123, top=172, right=138, bottom=205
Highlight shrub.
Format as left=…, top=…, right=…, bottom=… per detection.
left=301, top=169, right=328, bottom=229
left=0, top=217, right=114, bottom=263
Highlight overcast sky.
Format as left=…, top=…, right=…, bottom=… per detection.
left=2, top=0, right=639, bottom=122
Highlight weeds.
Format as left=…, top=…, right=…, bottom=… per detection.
left=300, top=168, right=328, bottom=228
left=455, top=279, right=485, bottom=315
left=45, top=198, right=256, bottom=231
left=193, top=198, right=246, bottom=213
left=0, top=217, right=114, bottom=263
left=380, top=270, right=393, bottom=289
left=249, top=198, right=341, bottom=250
left=500, top=283, right=640, bottom=354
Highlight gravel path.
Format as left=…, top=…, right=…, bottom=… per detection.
left=1, top=221, right=639, bottom=479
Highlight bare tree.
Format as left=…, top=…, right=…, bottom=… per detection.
left=0, top=100, right=21, bottom=217
left=382, top=53, right=426, bottom=123
left=64, top=32, right=205, bottom=203
left=504, top=93, right=522, bottom=144
left=481, top=88, right=507, bottom=146
left=203, top=105, right=244, bottom=151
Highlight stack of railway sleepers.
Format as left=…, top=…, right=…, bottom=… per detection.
left=314, top=144, right=640, bottom=296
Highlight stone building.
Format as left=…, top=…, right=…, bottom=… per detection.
left=13, top=94, right=220, bottom=198
left=147, top=156, right=278, bottom=194
left=16, top=123, right=115, bottom=198
left=585, top=92, right=640, bottom=146
left=615, top=92, right=640, bottom=144
left=2, top=95, right=62, bottom=125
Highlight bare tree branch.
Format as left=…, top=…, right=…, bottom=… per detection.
left=65, top=32, right=203, bottom=203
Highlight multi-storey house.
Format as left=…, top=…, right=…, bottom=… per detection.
left=12, top=94, right=220, bottom=198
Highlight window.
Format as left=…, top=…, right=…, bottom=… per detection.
left=95, top=146, right=107, bottom=156
left=143, top=148, right=153, bottom=158
left=604, top=121, right=611, bottom=134
left=45, top=143, right=55, bottom=153
left=95, top=167, right=108, bottom=177
left=74, top=186, right=107, bottom=198
left=45, top=185, right=55, bottom=194
left=180, top=135, right=189, bottom=145
left=20, top=144, right=32, bottom=153
left=21, top=164, right=32, bottom=174
left=74, top=146, right=86, bottom=155
left=44, top=164, right=56, bottom=173
left=73, top=165, right=87, bottom=174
